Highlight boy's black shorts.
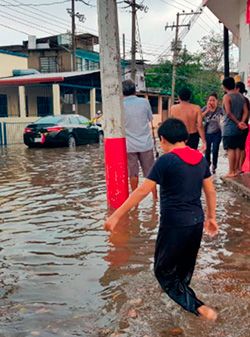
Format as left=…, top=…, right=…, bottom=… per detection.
left=223, top=135, right=242, bottom=150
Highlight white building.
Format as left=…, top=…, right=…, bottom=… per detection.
left=203, top=0, right=250, bottom=88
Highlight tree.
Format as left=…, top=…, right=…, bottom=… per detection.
left=198, top=32, right=224, bottom=72
left=145, top=48, right=223, bottom=107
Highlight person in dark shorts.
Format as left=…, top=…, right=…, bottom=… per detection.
left=222, top=77, right=248, bottom=177
left=235, top=81, right=250, bottom=173
left=104, top=118, right=218, bottom=321
left=123, top=79, right=157, bottom=199
left=170, top=88, right=206, bottom=151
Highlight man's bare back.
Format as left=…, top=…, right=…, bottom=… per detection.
left=170, top=102, right=201, bottom=134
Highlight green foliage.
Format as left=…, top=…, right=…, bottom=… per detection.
left=145, top=48, right=224, bottom=106
left=198, top=32, right=224, bottom=72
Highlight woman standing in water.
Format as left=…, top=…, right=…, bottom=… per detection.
left=202, top=93, right=223, bottom=174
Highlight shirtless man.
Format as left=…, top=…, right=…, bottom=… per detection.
left=170, top=88, right=206, bottom=151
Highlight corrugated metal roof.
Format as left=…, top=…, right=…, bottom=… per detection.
left=0, top=70, right=100, bottom=86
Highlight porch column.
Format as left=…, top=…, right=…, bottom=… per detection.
left=158, top=95, right=163, bottom=121
left=18, top=86, right=26, bottom=118
left=90, top=88, right=96, bottom=120
left=52, top=84, right=61, bottom=116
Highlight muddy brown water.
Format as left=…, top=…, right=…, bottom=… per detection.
left=0, top=145, right=249, bottom=337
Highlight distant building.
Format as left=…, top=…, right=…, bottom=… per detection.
left=0, top=49, right=28, bottom=78
left=0, top=33, right=99, bottom=73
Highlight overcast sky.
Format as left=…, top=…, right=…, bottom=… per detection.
left=0, top=0, right=237, bottom=63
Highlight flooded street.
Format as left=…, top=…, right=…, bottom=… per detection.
left=0, top=144, right=249, bottom=337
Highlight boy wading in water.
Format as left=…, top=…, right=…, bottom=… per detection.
left=104, top=118, right=218, bottom=321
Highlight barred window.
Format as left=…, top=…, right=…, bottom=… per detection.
left=40, top=56, right=58, bottom=73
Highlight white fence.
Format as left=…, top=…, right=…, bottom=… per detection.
left=0, top=117, right=37, bottom=145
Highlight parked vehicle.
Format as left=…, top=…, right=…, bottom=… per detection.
left=23, top=114, right=104, bottom=148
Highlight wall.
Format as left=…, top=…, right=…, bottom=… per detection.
left=26, top=86, right=52, bottom=116
left=0, top=117, right=38, bottom=145
left=0, top=86, right=19, bottom=117
left=0, top=53, right=27, bottom=78
left=239, top=0, right=250, bottom=92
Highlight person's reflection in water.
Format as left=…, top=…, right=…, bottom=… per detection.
left=99, top=204, right=158, bottom=319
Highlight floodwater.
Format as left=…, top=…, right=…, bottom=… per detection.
left=0, top=144, right=249, bottom=337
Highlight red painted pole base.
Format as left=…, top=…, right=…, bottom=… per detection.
left=104, top=137, right=129, bottom=209
left=242, top=129, right=250, bottom=172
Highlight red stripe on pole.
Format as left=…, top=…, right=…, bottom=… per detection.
left=104, top=137, right=129, bottom=209
left=246, top=0, right=250, bottom=24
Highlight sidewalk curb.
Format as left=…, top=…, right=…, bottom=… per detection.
left=221, top=175, right=250, bottom=200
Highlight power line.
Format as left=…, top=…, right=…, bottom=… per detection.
left=0, top=22, right=29, bottom=35
left=0, top=0, right=70, bottom=6
left=0, top=10, right=59, bottom=35
left=10, top=0, right=71, bottom=27
left=1, top=0, right=67, bottom=33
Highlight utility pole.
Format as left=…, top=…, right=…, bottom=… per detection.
left=71, top=0, right=76, bottom=71
left=223, top=25, right=230, bottom=78
left=67, top=0, right=86, bottom=71
left=97, top=0, right=129, bottom=209
left=165, top=10, right=201, bottom=105
left=122, top=33, right=126, bottom=60
left=124, top=0, right=148, bottom=82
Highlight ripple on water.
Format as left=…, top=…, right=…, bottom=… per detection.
left=0, top=145, right=249, bottom=336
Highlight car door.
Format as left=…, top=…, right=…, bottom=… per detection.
left=68, top=115, right=83, bottom=144
left=77, top=115, right=99, bottom=144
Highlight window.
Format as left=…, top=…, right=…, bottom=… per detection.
left=69, top=116, right=80, bottom=125
left=35, top=116, right=63, bottom=124
left=78, top=115, right=90, bottom=125
left=76, top=57, right=100, bottom=71
left=37, top=97, right=52, bottom=116
left=40, top=56, right=58, bottom=73
left=0, top=94, right=7, bottom=117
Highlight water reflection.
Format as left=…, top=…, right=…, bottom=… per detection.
left=0, top=145, right=249, bottom=337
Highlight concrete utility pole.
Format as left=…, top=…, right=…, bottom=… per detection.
left=223, top=25, right=230, bottom=78
left=71, top=0, right=76, bottom=71
left=166, top=10, right=201, bottom=105
left=124, top=0, right=148, bottom=82
left=97, top=0, right=129, bottom=209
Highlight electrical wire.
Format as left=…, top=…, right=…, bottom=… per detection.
left=0, top=0, right=70, bottom=6
left=1, top=0, right=67, bottom=33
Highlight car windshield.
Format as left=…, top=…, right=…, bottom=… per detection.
left=78, top=116, right=90, bottom=124
left=34, top=116, right=64, bottom=124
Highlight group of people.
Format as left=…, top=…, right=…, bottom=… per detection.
left=104, top=78, right=249, bottom=322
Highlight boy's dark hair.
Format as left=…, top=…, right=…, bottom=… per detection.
left=178, top=88, right=192, bottom=101
left=122, top=79, right=136, bottom=96
left=158, top=118, right=189, bottom=144
left=236, top=81, right=247, bottom=94
left=222, top=77, right=235, bottom=90
left=209, top=92, right=218, bottom=99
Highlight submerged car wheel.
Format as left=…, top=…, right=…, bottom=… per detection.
left=98, top=131, right=104, bottom=143
left=68, top=135, right=76, bottom=148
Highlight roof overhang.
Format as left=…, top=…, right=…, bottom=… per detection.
left=0, top=70, right=100, bottom=86
left=203, top=0, right=240, bottom=42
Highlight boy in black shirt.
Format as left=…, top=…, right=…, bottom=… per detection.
left=104, top=118, right=218, bottom=320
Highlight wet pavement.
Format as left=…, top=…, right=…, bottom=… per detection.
left=0, top=144, right=249, bottom=337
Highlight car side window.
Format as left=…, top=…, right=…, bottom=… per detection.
left=69, top=116, right=80, bottom=125
left=78, top=116, right=90, bottom=125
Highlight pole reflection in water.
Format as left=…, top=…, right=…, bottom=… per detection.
left=0, top=145, right=249, bottom=337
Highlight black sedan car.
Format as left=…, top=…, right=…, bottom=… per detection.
left=23, top=114, right=104, bottom=148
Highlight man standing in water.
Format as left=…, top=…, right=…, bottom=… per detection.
left=104, top=118, right=218, bottom=321
left=122, top=79, right=157, bottom=199
left=170, top=88, right=206, bottom=151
